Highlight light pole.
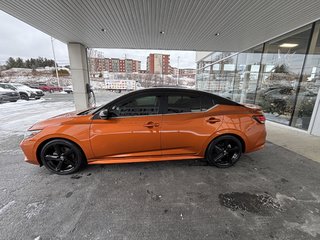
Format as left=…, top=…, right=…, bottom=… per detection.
left=51, top=37, right=60, bottom=87
left=176, top=56, right=180, bottom=86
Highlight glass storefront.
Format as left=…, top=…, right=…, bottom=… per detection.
left=196, top=21, right=320, bottom=131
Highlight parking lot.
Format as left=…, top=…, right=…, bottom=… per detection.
left=1, top=92, right=320, bottom=240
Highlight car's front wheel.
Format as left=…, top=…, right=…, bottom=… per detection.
left=40, top=139, right=86, bottom=175
left=206, top=135, right=242, bottom=168
left=20, top=93, right=29, bottom=100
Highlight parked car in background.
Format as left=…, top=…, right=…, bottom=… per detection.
left=0, top=86, right=20, bottom=103
left=27, top=83, right=62, bottom=93
left=257, top=86, right=317, bottom=115
left=63, top=85, right=73, bottom=94
left=20, top=88, right=266, bottom=175
left=0, top=83, right=44, bottom=100
left=220, top=89, right=242, bottom=100
left=220, top=89, right=256, bottom=103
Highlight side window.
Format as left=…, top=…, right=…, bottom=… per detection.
left=167, top=94, right=201, bottom=113
left=201, top=95, right=215, bottom=111
left=110, top=95, right=160, bottom=117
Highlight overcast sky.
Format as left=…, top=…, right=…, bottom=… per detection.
left=0, top=10, right=196, bottom=70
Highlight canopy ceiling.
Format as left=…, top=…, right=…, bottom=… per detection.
left=1, top=0, right=320, bottom=52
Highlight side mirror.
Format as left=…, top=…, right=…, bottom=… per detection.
left=99, top=109, right=110, bottom=119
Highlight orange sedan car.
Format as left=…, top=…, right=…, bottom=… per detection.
left=20, top=88, right=266, bottom=174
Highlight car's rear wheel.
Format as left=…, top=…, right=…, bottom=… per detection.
left=20, top=93, right=29, bottom=100
left=40, top=139, right=86, bottom=175
left=206, top=135, right=242, bottom=168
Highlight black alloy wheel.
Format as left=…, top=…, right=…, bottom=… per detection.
left=40, top=139, right=85, bottom=175
left=20, top=93, right=29, bottom=100
left=206, top=135, right=242, bottom=168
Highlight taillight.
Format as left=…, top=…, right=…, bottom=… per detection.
left=253, top=115, right=266, bottom=124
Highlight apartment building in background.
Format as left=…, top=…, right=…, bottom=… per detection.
left=89, top=58, right=141, bottom=73
left=147, top=53, right=170, bottom=74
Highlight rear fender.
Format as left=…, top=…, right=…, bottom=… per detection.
left=200, top=129, right=248, bottom=157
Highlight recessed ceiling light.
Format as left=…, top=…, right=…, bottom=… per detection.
left=101, top=28, right=107, bottom=32
left=215, top=32, right=220, bottom=36
left=279, top=43, right=298, bottom=48
left=160, top=31, right=165, bottom=34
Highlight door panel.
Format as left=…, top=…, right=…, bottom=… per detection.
left=90, top=115, right=162, bottom=159
left=161, top=111, right=223, bottom=156
left=161, top=92, right=221, bottom=156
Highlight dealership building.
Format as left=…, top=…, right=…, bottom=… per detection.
left=196, top=21, right=320, bottom=136
left=1, top=0, right=320, bottom=136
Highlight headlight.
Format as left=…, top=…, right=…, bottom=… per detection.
left=24, top=130, right=42, bottom=139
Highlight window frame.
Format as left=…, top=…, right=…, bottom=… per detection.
left=92, top=88, right=239, bottom=119
left=93, top=91, right=165, bottom=119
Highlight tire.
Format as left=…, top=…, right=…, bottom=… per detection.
left=20, top=93, right=29, bottom=101
left=10, top=100, right=17, bottom=102
left=40, top=139, right=86, bottom=175
left=206, top=135, right=242, bottom=168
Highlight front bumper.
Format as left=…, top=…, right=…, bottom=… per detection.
left=20, top=139, right=40, bottom=165
left=2, top=95, right=20, bottom=102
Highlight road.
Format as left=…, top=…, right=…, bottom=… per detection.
left=0, top=91, right=320, bottom=240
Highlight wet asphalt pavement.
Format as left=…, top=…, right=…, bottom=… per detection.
left=0, top=92, right=320, bottom=240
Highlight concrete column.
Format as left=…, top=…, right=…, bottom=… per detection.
left=67, top=43, right=90, bottom=111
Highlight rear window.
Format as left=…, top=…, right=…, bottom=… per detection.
left=167, top=95, right=201, bottom=113
left=166, top=93, right=215, bottom=114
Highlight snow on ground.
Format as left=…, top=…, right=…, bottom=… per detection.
left=0, top=99, right=75, bottom=138
left=0, top=91, right=122, bottom=143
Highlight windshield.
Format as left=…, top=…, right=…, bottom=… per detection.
left=77, top=106, right=99, bottom=115
left=7, top=85, right=17, bottom=90
left=0, top=84, right=16, bottom=90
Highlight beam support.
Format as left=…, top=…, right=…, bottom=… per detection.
left=67, top=43, right=90, bottom=111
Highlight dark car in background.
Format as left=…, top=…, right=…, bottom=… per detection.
left=257, top=86, right=317, bottom=115
left=0, top=85, right=20, bottom=103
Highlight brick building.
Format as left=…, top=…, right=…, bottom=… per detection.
left=147, top=53, right=170, bottom=74
left=90, top=58, right=141, bottom=73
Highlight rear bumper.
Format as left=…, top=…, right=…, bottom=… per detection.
left=245, top=124, right=267, bottom=153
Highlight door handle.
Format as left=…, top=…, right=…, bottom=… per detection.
left=144, top=122, right=159, bottom=128
left=206, top=117, right=221, bottom=124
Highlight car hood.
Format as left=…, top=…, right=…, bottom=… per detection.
left=17, top=86, right=42, bottom=91
left=29, top=111, right=81, bottom=130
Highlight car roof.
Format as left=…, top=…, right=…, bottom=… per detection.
left=132, top=87, right=240, bottom=104
left=131, top=87, right=210, bottom=95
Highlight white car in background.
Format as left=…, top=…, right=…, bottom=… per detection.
left=0, top=83, right=44, bottom=100
left=63, top=85, right=73, bottom=94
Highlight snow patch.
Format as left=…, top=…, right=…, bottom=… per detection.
left=25, top=201, right=45, bottom=219
left=275, top=193, right=296, bottom=206
left=0, top=98, right=74, bottom=138
left=0, top=201, right=15, bottom=215
left=284, top=214, right=320, bottom=237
